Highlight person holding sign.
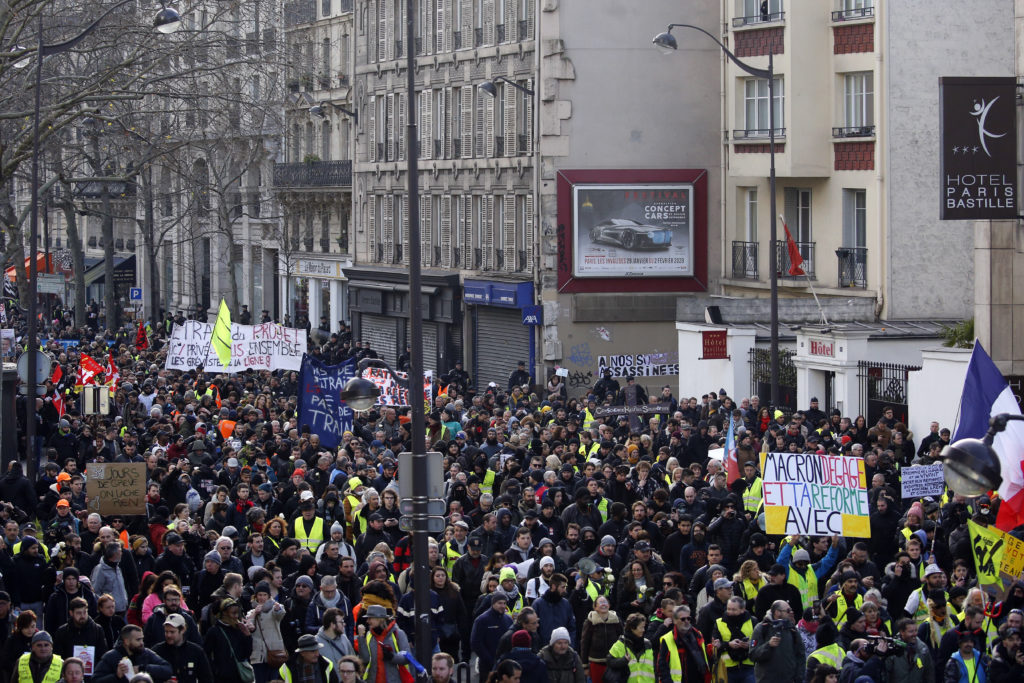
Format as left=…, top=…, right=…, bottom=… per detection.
left=775, top=536, right=840, bottom=613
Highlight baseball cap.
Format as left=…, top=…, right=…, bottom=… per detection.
left=713, top=578, right=732, bottom=591
left=165, top=613, right=187, bottom=629
left=467, top=537, right=482, bottom=549
left=56, top=499, right=70, bottom=508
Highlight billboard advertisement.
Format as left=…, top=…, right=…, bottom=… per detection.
left=572, top=184, right=694, bottom=278
left=939, top=77, right=1017, bottom=220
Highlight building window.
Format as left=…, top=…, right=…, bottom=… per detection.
left=842, top=0, right=872, bottom=10
left=743, top=188, right=757, bottom=241
left=844, top=72, right=873, bottom=128
left=742, top=0, right=782, bottom=21
left=743, top=77, right=783, bottom=136
left=842, top=189, right=867, bottom=248
left=322, top=0, right=331, bottom=17
left=783, top=188, right=812, bottom=242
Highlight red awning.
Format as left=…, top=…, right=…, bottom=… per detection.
left=5, top=252, right=52, bottom=281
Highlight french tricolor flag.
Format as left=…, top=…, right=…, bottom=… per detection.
left=954, top=342, right=1024, bottom=532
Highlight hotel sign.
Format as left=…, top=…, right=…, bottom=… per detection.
left=940, top=77, right=1017, bottom=220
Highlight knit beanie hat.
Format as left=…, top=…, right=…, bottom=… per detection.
left=511, top=630, right=531, bottom=648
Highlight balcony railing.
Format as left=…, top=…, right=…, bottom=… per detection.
left=733, top=11, right=785, bottom=27
left=774, top=240, right=815, bottom=278
left=272, top=160, right=352, bottom=188
left=474, top=28, right=483, bottom=47
left=832, top=6, right=873, bottom=21
left=495, top=136, right=504, bottom=157
left=732, top=241, right=759, bottom=280
left=837, top=247, right=867, bottom=288
left=433, top=246, right=442, bottom=266
left=832, top=125, right=875, bottom=138
left=733, top=128, right=786, bottom=140
left=517, top=250, right=527, bottom=272
left=517, top=134, right=528, bottom=155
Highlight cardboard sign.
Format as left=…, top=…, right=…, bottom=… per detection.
left=900, top=464, right=946, bottom=499
left=761, top=452, right=870, bottom=537
left=87, top=462, right=147, bottom=516
left=298, top=355, right=355, bottom=449
left=362, top=367, right=433, bottom=407
left=164, top=321, right=307, bottom=373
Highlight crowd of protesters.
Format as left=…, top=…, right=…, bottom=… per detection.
left=0, top=301, right=1022, bottom=683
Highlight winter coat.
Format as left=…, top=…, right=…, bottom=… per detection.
left=354, top=620, right=410, bottom=683
left=248, top=599, right=286, bottom=664
left=539, top=644, right=586, bottom=683
left=505, top=647, right=549, bottom=682
left=533, top=591, right=576, bottom=648
left=471, top=606, right=513, bottom=674
left=749, top=618, right=805, bottom=683
left=43, top=585, right=97, bottom=632
left=90, top=559, right=129, bottom=612
left=52, top=617, right=107, bottom=660
left=203, top=621, right=254, bottom=683
left=580, top=610, right=622, bottom=664
left=93, top=640, right=173, bottom=683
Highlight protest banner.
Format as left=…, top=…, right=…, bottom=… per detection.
left=87, top=462, right=147, bottom=516
left=298, top=355, right=355, bottom=449
left=593, top=403, right=672, bottom=418
left=363, top=366, right=434, bottom=407
left=900, top=463, right=946, bottom=499
left=164, top=320, right=306, bottom=372
left=597, top=352, right=680, bottom=378
left=760, top=451, right=870, bottom=537
left=969, top=519, right=1007, bottom=593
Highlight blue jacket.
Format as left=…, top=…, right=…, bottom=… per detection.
left=532, top=593, right=576, bottom=648
left=505, top=647, right=549, bottom=682
left=778, top=540, right=839, bottom=581
left=471, top=607, right=513, bottom=674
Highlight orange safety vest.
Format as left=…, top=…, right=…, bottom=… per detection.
left=219, top=420, right=237, bottom=440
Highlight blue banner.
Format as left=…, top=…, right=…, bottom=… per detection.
left=298, top=354, right=355, bottom=449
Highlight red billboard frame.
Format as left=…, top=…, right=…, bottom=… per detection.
left=556, top=168, right=708, bottom=293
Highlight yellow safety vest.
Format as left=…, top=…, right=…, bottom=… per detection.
left=808, top=643, right=844, bottom=670
left=596, top=497, right=609, bottom=523
left=12, top=541, right=50, bottom=562
left=834, top=593, right=863, bottom=624
left=913, top=587, right=947, bottom=622
left=17, top=653, right=62, bottom=683
left=660, top=630, right=707, bottom=681
left=742, top=478, right=763, bottom=513
left=787, top=567, right=817, bottom=612
left=578, top=441, right=599, bottom=458
left=607, top=637, right=656, bottom=683
left=714, top=617, right=753, bottom=667
left=356, top=632, right=408, bottom=680
left=442, top=543, right=463, bottom=573
left=278, top=657, right=333, bottom=683
left=583, top=408, right=597, bottom=429
left=739, top=579, right=763, bottom=604
left=294, top=516, right=326, bottom=552
left=479, top=470, right=496, bottom=496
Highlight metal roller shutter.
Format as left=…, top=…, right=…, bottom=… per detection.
left=360, top=314, right=399, bottom=366
left=405, top=320, right=439, bottom=374
left=474, top=306, right=529, bottom=391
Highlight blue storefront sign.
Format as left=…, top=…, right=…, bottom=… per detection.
left=521, top=305, right=542, bottom=326
left=463, top=280, right=534, bottom=308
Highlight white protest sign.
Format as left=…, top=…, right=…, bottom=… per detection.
left=73, top=646, right=96, bottom=675
left=363, top=366, right=434, bottom=407
left=164, top=320, right=307, bottom=372
left=901, top=463, right=946, bottom=499
left=761, top=451, right=871, bottom=537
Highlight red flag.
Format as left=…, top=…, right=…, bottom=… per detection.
left=76, top=353, right=104, bottom=388
left=52, top=389, right=65, bottom=417
left=106, top=353, right=120, bottom=393
left=135, top=321, right=148, bottom=350
left=781, top=217, right=805, bottom=276
left=50, top=364, right=62, bottom=385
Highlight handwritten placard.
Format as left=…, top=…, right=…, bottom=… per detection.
left=900, top=464, right=946, bottom=499
left=761, top=452, right=870, bottom=537
left=164, top=321, right=307, bottom=373
left=87, top=463, right=147, bottom=516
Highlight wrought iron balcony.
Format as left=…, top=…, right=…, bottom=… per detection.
left=732, top=11, right=785, bottom=27
left=272, top=160, right=352, bottom=188
left=832, top=125, right=875, bottom=138
left=732, top=241, right=759, bottom=280
left=832, top=6, right=873, bottom=21
left=284, top=0, right=316, bottom=26
left=773, top=240, right=815, bottom=278
left=837, top=247, right=867, bottom=288
left=732, top=128, right=786, bottom=140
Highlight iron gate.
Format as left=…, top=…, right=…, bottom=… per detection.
left=858, top=361, right=921, bottom=426
left=748, top=348, right=797, bottom=413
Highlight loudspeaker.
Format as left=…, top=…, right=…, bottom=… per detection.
left=704, top=305, right=724, bottom=325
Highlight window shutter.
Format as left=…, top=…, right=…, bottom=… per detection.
left=462, top=86, right=474, bottom=158
left=505, top=0, right=516, bottom=42
left=842, top=190, right=855, bottom=248
left=421, top=195, right=433, bottom=266
left=398, top=92, right=406, bottom=161
left=385, top=0, right=394, bottom=61
left=441, top=196, right=452, bottom=267
left=484, top=95, right=494, bottom=157
left=421, top=90, right=433, bottom=159
left=484, top=195, right=494, bottom=269
left=526, top=0, right=534, bottom=39
left=475, top=89, right=485, bottom=157
left=483, top=0, right=494, bottom=44
left=367, top=196, right=377, bottom=261
left=402, top=195, right=410, bottom=265
left=377, top=1, right=386, bottom=62
left=442, top=89, right=452, bottom=159
left=443, top=0, right=453, bottom=52
left=504, top=83, right=516, bottom=156
left=383, top=194, right=394, bottom=262
left=368, top=95, right=376, bottom=161
left=503, top=195, right=515, bottom=272
left=419, top=0, right=429, bottom=54
left=436, top=0, right=444, bottom=53
left=525, top=193, right=534, bottom=271
left=463, top=195, right=473, bottom=262
left=400, top=0, right=407, bottom=55
left=460, top=0, right=472, bottom=44
left=386, top=93, right=395, bottom=161
left=524, top=78, right=533, bottom=153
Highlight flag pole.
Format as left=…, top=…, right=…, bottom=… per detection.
left=778, top=214, right=829, bottom=326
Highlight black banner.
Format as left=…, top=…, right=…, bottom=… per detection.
left=593, top=402, right=673, bottom=418
left=940, top=77, right=1017, bottom=220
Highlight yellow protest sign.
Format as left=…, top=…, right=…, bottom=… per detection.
left=969, top=520, right=1007, bottom=589
left=1000, top=531, right=1024, bottom=579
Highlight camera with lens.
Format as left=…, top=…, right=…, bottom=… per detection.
left=865, top=634, right=905, bottom=657
left=768, top=619, right=787, bottom=639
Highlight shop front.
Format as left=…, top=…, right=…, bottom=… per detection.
left=283, top=257, right=350, bottom=339
left=464, top=279, right=536, bottom=390
left=345, top=268, right=460, bottom=375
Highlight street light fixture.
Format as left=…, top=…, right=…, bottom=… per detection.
left=22, top=1, right=179, bottom=480
left=653, top=23, right=781, bottom=408
left=340, top=359, right=388, bottom=411
left=309, top=100, right=358, bottom=125
left=941, top=412, right=1024, bottom=496
left=479, top=76, right=535, bottom=98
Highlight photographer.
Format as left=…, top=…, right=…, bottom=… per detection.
left=838, top=638, right=887, bottom=683
left=750, top=600, right=804, bottom=683
left=883, top=618, right=933, bottom=683
left=989, top=627, right=1024, bottom=683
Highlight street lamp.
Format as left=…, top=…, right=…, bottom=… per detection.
left=22, top=1, right=179, bottom=480
left=653, top=23, right=781, bottom=408
left=941, top=412, right=1024, bottom=496
left=309, top=100, right=358, bottom=125
left=478, top=76, right=535, bottom=98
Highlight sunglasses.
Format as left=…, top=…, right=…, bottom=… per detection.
left=676, top=616, right=691, bottom=622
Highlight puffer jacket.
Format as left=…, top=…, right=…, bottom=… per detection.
left=247, top=599, right=286, bottom=664
left=580, top=610, right=622, bottom=664
left=539, top=643, right=586, bottom=683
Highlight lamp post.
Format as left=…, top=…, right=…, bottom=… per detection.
left=478, top=76, right=535, bottom=98
left=310, top=100, right=358, bottom=125
left=653, top=23, right=780, bottom=408
left=21, top=2, right=180, bottom=479
left=940, top=412, right=1024, bottom=496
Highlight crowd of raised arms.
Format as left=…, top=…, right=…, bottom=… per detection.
left=0, top=303, right=1019, bottom=683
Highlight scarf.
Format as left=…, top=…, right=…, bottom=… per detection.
left=926, top=611, right=953, bottom=649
